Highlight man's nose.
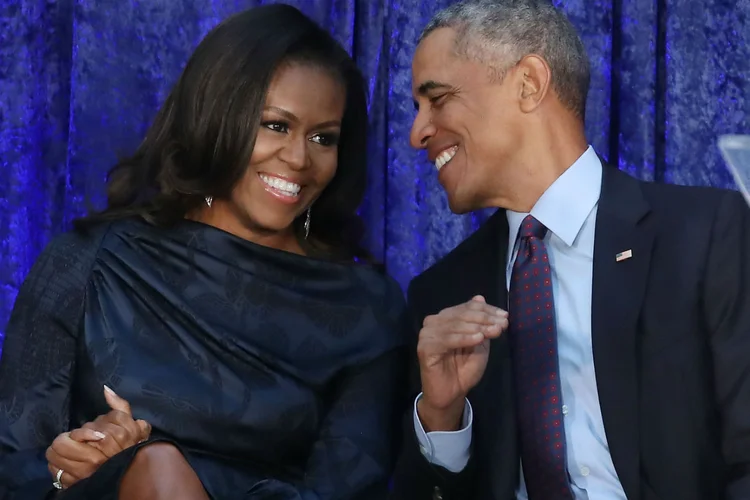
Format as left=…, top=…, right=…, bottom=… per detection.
left=410, top=109, right=436, bottom=150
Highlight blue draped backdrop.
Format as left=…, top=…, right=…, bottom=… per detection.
left=0, top=0, right=748, bottom=346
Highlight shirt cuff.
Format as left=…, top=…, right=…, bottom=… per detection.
left=412, top=393, right=473, bottom=473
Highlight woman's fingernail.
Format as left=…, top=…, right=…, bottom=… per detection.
left=103, top=385, right=116, bottom=396
left=93, top=431, right=106, bottom=440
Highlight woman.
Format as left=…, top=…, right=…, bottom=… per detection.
left=0, top=4, right=406, bottom=499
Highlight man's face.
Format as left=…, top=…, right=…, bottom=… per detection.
left=410, top=28, right=525, bottom=213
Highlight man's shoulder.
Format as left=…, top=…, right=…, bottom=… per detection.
left=605, top=164, right=742, bottom=223
left=407, top=210, right=504, bottom=301
left=637, top=178, right=744, bottom=223
left=639, top=178, right=733, bottom=203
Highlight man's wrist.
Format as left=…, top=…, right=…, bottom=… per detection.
left=417, top=397, right=466, bottom=432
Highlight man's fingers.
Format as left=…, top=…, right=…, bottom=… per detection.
left=423, top=314, right=508, bottom=336
left=103, top=386, right=132, bottom=415
left=419, top=320, right=505, bottom=352
left=483, top=322, right=505, bottom=338
left=431, top=299, right=507, bottom=321
left=464, top=298, right=507, bottom=315
left=421, top=331, right=486, bottom=352
left=456, top=308, right=508, bottom=326
left=419, top=298, right=508, bottom=357
left=425, top=307, right=505, bottom=327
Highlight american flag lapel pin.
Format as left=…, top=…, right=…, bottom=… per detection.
left=615, top=249, right=633, bottom=262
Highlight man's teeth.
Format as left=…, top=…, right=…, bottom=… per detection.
left=259, top=174, right=301, bottom=196
left=435, top=146, right=458, bottom=171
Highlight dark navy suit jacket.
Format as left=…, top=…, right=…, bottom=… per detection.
left=392, top=164, right=750, bottom=500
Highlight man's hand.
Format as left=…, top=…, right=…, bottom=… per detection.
left=417, top=296, right=508, bottom=432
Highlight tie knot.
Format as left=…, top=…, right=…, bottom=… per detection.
left=519, top=215, right=547, bottom=240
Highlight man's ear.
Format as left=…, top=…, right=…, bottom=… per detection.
left=517, top=54, right=551, bottom=113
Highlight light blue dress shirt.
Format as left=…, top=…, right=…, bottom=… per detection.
left=414, top=146, right=627, bottom=499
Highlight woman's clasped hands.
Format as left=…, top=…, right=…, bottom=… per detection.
left=46, top=386, right=151, bottom=489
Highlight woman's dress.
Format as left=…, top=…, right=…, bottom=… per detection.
left=0, top=218, right=407, bottom=499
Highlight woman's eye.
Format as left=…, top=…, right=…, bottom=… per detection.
left=263, top=121, right=288, bottom=133
left=310, top=133, right=339, bottom=147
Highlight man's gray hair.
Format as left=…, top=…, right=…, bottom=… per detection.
left=420, top=0, right=591, bottom=118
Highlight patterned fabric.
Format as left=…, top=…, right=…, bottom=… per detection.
left=0, top=218, right=407, bottom=499
left=509, top=215, right=573, bottom=500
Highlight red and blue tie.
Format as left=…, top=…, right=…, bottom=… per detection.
left=509, top=215, right=573, bottom=499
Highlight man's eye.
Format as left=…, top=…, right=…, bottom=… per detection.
left=429, top=95, right=447, bottom=107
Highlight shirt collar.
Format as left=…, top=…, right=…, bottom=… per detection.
left=507, top=146, right=602, bottom=247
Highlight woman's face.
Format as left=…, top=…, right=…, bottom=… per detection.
left=208, top=62, right=346, bottom=249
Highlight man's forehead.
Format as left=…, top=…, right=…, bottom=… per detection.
left=413, top=28, right=457, bottom=66
left=412, top=29, right=460, bottom=90
left=412, top=29, right=486, bottom=94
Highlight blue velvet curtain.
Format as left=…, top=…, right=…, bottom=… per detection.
left=1, top=0, right=748, bottom=344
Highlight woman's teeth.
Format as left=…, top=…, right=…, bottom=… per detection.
left=259, top=174, right=301, bottom=196
left=435, top=146, right=458, bottom=171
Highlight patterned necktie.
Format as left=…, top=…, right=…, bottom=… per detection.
left=509, top=215, right=573, bottom=499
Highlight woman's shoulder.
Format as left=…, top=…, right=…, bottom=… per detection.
left=38, top=218, right=146, bottom=275
left=352, top=265, right=405, bottom=309
left=41, top=221, right=114, bottom=265
left=345, top=266, right=407, bottom=348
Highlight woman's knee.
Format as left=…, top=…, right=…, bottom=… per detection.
left=119, top=443, right=208, bottom=500
left=131, top=442, right=186, bottom=468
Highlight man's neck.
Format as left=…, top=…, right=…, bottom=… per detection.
left=499, top=115, right=588, bottom=213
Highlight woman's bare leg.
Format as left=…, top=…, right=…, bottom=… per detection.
left=118, top=443, right=209, bottom=500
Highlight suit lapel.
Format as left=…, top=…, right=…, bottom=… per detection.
left=420, top=209, right=508, bottom=309
left=591, top=165, right=655, bottom=500
left=464, top=210, right=508, bottom=307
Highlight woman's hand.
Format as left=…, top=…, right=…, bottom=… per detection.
left=46, top=386, right=152, bottom=489
left=82, top=386, right=152, bottom=457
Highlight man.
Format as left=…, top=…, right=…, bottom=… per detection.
left=390, top=1, right=750, bottom=499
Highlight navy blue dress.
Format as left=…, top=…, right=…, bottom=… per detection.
left=0, top=219, right=407, bottom=499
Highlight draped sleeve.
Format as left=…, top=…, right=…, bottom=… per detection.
left=242, top=275, right=409, bottom=500
left=0, top=227, right=105, bottom=499
left=300, top=275, right=408, bottom=499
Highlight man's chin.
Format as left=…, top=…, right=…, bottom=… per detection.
left=445, top=193, right=475, bottom=215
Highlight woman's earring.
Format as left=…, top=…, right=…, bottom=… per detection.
left=205, top=196, right=213, bottom=208
left=304, top=207, right=311, bottom=240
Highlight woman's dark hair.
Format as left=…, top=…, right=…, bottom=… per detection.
left=75, top=4, right=371, bottom=262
